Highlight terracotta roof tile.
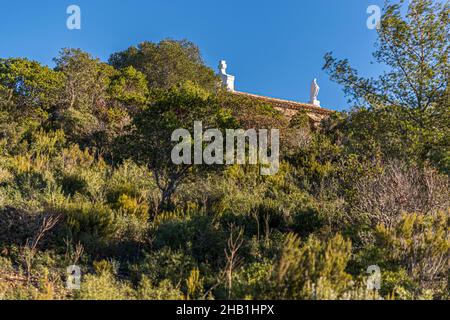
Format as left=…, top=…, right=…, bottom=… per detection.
left=233, top=91, right=334, bottom=116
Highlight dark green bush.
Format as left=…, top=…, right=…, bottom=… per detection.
left=60, top=174, right=89, bottom=197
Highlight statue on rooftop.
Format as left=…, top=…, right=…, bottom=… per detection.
left=219, top=60, right=228, bottom=75
left=310, top=79, right=321, bottom=107
left=218, top=60, right=235, bottom=92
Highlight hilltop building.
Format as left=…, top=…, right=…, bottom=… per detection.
left=218, top=60, right=334, bottom=123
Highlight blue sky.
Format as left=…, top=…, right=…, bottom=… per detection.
left=0, top=0, right=388, bottom=111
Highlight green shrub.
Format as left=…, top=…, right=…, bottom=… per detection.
left=106, top=160, right=158, bottom=214
left=61, top=201, right=116, bottom=246
left=76, top=272, right=134, bottom=300
left=137, top=277, right=183, bottom=300
left=153, top=214, right=226, bottom=266
left=60, top=174, right=89, bottom=197
left=93, top=259, right=118, bottom=276
left=130, top=248, right=196, bottom=286
left=261, top=233, right=355, bottom=300
left=232, top=261, right=273, bottom=299
left=374, top=211, right=449, bottom=299
left=114, top=194, right=149, bottom=222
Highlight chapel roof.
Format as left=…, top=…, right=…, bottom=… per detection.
left=232, top=91, right=334, bottom=116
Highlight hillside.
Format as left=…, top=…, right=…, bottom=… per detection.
left=0, top=0, right=449, bottom=301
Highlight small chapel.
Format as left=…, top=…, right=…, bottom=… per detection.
left=218, top=60, right=334, bottom=124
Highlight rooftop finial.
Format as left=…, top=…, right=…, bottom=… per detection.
left=218, top=60, right=235, bottom=92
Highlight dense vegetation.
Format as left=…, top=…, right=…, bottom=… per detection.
left=0, top=0, right=448, bottom=300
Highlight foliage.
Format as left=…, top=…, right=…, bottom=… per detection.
left=261, top=233, right=354, bottom=299
left=121, top=81, right=234, bottom=210
left=323, top=0, right=449, bottom=172
left=109, top=39, right=219, bottom=91
left=0, top=0, right=448, bottom=301
left=374, top=211, right=449, bottom=299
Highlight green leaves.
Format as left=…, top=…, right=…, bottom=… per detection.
left=108, top=66, right=149, bottom=107
left=124, top=81, right=231, bottom=210
left=323, top=0, right=449, bottom=173
left=0, top=58, right=64, bottom=118
left=264, top=233, right=354, bottom=300
left=324, top=0, right=449, bottom=112
left=109, top=39, right=219, bottom=91
left=374, top=211, right=449, bottom=299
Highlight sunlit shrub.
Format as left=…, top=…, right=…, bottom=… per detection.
left=114, top=194, right=149, bottom=222
left=61, top=201, right=116, bottom=246
left=232, top=261, right=273, bottom=299
left=106, top=160, right=158, bottom=214
left=374, top=211, right=449, bottom=299
left=137, top=277, right=183, bottom=300
left=76, top=272, right=134, bottom=300
left=260, top=233, right=355, bottom=300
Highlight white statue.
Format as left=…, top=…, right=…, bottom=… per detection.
left=310, top=78, right=321, bottom=107
left=218, top=60, right=235, bottom=92
left=219, top=60, right=227, bottom=75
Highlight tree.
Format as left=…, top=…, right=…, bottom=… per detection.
left=54, top=48, right=115, bottom=112
left=0, top=58, right=65, bottom=154
left=217, top=91, right=287, bottom=130
left=0, top=58, right=64, bottom=122
left=121, top=82, right=235, bottom=211
left=52, top=49, right=115, bottom=145
left=323, top=0, right=449, bottom=172
left=109, top=39, right=219, bottom=91
left=53, top=49, right=148, bottom=153
left=108, top=66, right=149, bottom=112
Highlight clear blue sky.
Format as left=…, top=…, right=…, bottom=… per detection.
left=0, top=0, right=388, bottom=111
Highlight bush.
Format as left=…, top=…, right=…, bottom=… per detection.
left=114, top=194, right=149, bottom=222
left=373, top=211, right=449, bottom=299
left=152, top=213, right=226, bottom=266
left=76, top=272, right=134, bottom=300
left=0, top=207, right=39, bottom=246
left=130, top=247, right=196, bottom=286
left=261, top=233, right=355, bottom=300
left=106, top=160, right=158, bottom=214
left=350, top=161, right=450, bottom=228
left=60, top=174, right=89, bottom=197
left=61, top=201, right=117, bottom=246
left=137, top=277, right=183, bottom=300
